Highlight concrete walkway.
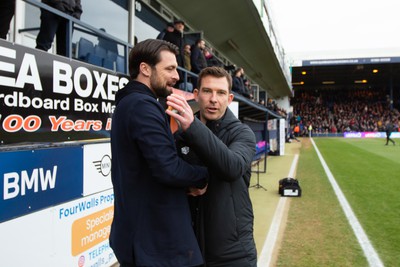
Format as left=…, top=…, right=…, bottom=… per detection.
left=250, top=141, right=302, bottom=266
left=111, top=141, right=302, bottom=267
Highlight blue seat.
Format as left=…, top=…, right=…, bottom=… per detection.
left=98, top=36, right=118, bottom=54
left=116, top=55, right=126, bottom=73
left=94, top=45, right=107, bottom=59
left=77, top=38, right=94, bottom=61
left=107, top=50, right=118, bottom=61
left=92, top=45, right=118, bottom=70
left=102, top=50, right=118, bottom=71
left=87, top=53, right=103, bottom=67
left=103, top=58, right=114, bottom=70
left=179, top=82, right=193, bottom=92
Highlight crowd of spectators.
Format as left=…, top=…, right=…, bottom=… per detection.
left=290, top=87, right=400, bottom=135
left=156, top=20, right=252, bottom=93
left=156, top=21, right=400, bottom=131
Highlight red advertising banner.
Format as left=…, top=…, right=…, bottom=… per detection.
left=0, top=39, right=129, bottom=145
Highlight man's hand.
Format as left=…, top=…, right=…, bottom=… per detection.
left=166, top=94, right=194, bottom=131
left=187, top=184, right=208, bottom=196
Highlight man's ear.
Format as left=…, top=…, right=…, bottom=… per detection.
left=140, top=62, right=151, bottom=77
left=193, top=88, right=199, bottom=101
left=228, top=92, right=234, bottom=104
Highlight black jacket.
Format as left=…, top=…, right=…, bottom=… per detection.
left=110, top=81, right=208, bottom=267
left=43, top=0, right=82, bottom=19
left=232, top=76, right=245, bottom=94
left=190, top=45, right=207, bottom=74
left=175, top=109, right=257, bottom=267
left=162, top=29, right=185, bottom=66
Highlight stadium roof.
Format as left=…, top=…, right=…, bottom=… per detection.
left=291, top=57, right=400, bottom=91
left=162, top=0, right=292, bottom=99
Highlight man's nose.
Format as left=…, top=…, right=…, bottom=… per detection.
left=210, top=92, right=217, bottom=102
left=172, top=69, right=180, bottom=81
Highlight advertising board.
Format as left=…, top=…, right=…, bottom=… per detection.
left=0, top=144, right=117, bottom=267
left=0, top=39, right=129, bottom=144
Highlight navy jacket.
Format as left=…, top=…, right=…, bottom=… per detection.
left=110, top=81, right=208, bottom=267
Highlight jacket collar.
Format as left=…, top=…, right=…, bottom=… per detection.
left=196, top=108, right=237, bottom=133
left=115, top=80, right=156, bottom=105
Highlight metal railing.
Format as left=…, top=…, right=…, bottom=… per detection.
left=22, top=0, right=132, bottom=74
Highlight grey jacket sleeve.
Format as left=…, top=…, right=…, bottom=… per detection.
left=183, top=117, right=256, bottom=182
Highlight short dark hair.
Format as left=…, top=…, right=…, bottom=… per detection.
left=198, top=66, right=232, bottom=92
left=128, top=39, right=178, bottom=79
left=233, top=68, right=242, bottom=76
left=195, top=38, right=204, bottom=45
left=174, top=19, right=185, bottom=25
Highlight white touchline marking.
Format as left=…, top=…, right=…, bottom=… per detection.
left=258, top=154, right=299, bottom=267
left=311, top=138, right=384, bottom=267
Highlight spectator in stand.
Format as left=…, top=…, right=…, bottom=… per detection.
left=224, top=64, right=236, bottom=73
left=288, top=127, right=300, bottom=142
left=182, top=43, right=193, bottom=89
left=190, top=38, right=207, bottom=87
left=204, top=47, right=222, bottom=67
left=36, top=0, right=82, bottom=56
left=294, top=124, right=300, bottom=137
left=232, top=67, right=245, bottom=95
left=190, top=38, right=207, bottom=74
left=162, top=19, right=185, bottom=68
left=330, top=123, right=338, bottom=134
left=243, top=78, right=252, bottom=99
left=183, top=43, right=191, bottom=71
left=156, top=22, right=174, bottom=40
left=291, top=87, right=399, bottom=134
left=0, top=0, right=15, bottom=39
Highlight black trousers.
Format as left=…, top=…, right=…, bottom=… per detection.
left=0, top=0, right=15, bottom=39
left=386, top=134, right=395, bottom=145
left=36, top=9, right=71, bottom=56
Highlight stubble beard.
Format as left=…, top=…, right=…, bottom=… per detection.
left=150, top=73, right=173, bottom=98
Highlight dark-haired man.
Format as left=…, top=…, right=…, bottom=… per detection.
left=162, top=19, right=186, bottom=67
left=110, top=39, right=208, bottom=267
left=167, top=66, right=257, bottom=267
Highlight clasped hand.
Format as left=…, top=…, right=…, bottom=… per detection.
left=166, top=94, right=194, bottom=131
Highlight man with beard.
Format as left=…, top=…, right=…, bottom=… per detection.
left=110, top=39, right=209, bottom=267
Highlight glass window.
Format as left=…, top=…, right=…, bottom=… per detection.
left=80, top=0, right=128, bottom=42
left=134, top=0, right=165, bottom=42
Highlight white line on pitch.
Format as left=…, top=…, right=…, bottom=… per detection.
left=311, top=138, right=384, bottom=267
left=257, top=154, right=299, bottom=267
